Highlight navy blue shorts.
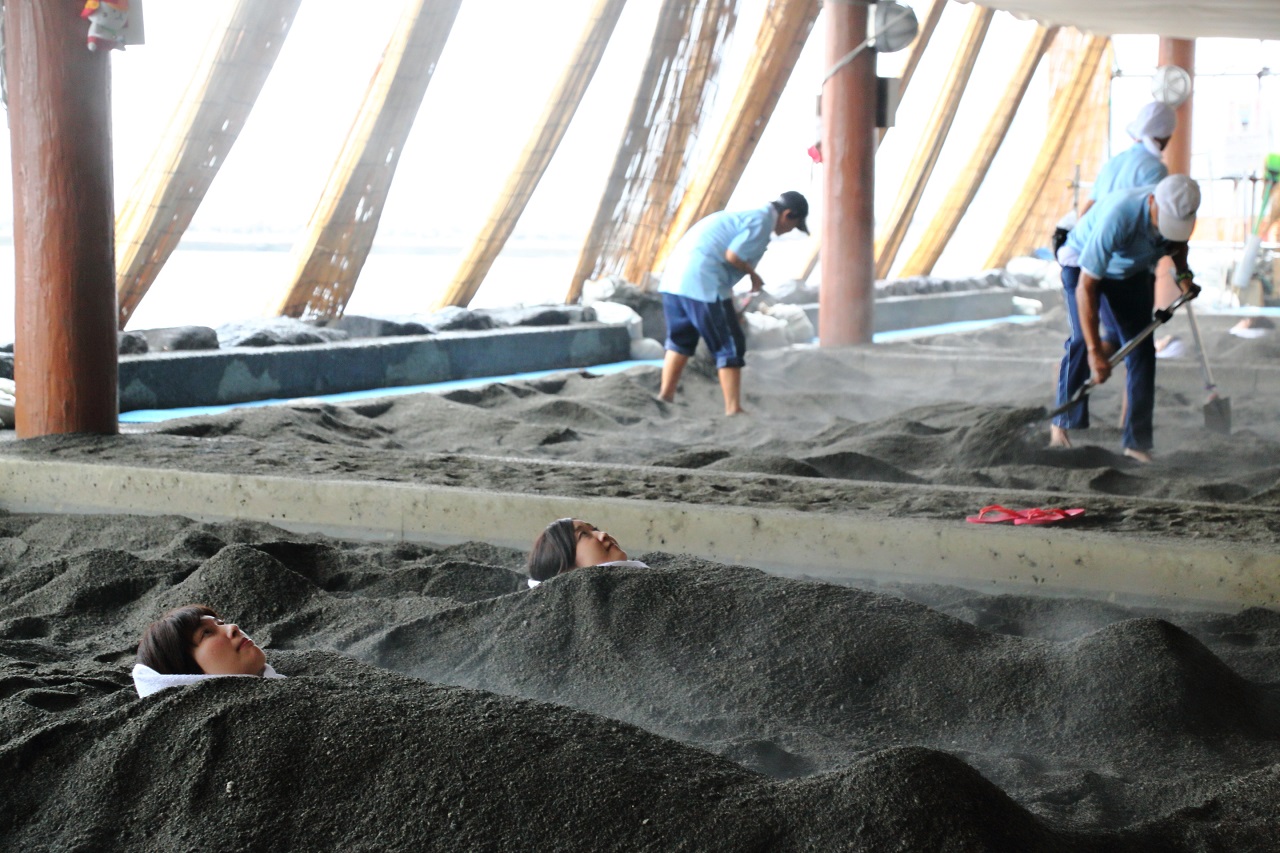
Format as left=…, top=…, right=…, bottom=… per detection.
left=662, top=293, right=745, bottom=369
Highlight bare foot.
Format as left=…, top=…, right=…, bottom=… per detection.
left=656, top=394, right=674, bottom=404
left=1049, top=425, right=1072, bottom=448
left=1123, top=448, right=1153, bottom=464
left=725, top=407, right=748, bottom=417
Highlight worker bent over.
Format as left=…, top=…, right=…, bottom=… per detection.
left=657, top=192, right=809, bottom=416
left=1050, top=174, right=1202, bottom=463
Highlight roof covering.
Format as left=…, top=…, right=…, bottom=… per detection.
left=955, top=1, right=1280, bottom=41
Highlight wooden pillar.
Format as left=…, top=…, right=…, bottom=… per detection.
left=1156, top=37, right=1194, bottom=309
left=8, top=0, right=118, bottom=437
left=1158, top=39, right=1194, bottom=177
left=568, top=0, right=740, bottom=302
left=795, top=0, right=943, bottom=284
left=985, top=36, right=1108, bottom=270
left=820, top=0, right=875, bottom=346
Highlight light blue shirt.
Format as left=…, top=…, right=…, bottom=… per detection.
left=1090, top=143, right=1168, bottom=201
left=659, top=205, right=777, bottom=303
left=1067, top=186, right=1171, bottom=280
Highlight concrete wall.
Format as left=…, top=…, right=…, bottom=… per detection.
left=1, top=457, right=1274, bottom=612
left=118, top=324, right=631, bottom=411
left=116, top=293, right=1020, bottom=412
left=800, top=290, right=1018, bottom=332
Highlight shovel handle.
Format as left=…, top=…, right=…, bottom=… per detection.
left=1182, top=303, right=1218, bottom=392
left=1046, top=288, right=1198, bottom=421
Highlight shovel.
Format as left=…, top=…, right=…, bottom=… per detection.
left=1046, top=288, right=1197, bottom=421
left=1182, top=303, right=1231, bottom=433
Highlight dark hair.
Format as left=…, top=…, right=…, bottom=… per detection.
left=771, top=191, right=809, bottom=234
left=137, top=604, right=220, bottom=675
left=771, top=190, right=809, bottom=219
left=526, top=518, right=576, bottom=582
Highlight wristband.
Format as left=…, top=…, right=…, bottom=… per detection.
left=1175, top=270, right=1194, bottom=282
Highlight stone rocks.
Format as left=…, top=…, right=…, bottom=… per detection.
left=480, top=305, right=586, bottom=328
left=216, top=317, right=351, bottom=348
left=582, top=278, right=666, bottom=341
left=117, top=331, right=149, bottom=354
left=138, top=325, right=220, bottom=352
left=322, top=315, right=433, bottom=338
left=425, top=306, right=495, bottom=332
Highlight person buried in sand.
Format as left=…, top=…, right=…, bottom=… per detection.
left=132, top=604, right=285, bottom=697
left=525, top=518, right=649, bottom=589
left=657, top=191, right=809, bottom=416
left=1050, top=174, right=1202, bottom=464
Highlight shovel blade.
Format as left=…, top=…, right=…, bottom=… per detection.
left=1204, top=396, right=1231, bottom=434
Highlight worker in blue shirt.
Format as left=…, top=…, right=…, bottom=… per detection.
left=1055, top=102, right=1177, bottom=362
left=1081, top=101, right=1175, bottom=219
left=1051, top=175, right=1201, bottom=462
left=657, top=192, right=808, bottom=415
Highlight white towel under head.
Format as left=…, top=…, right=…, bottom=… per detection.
left=526, top=560, right=649, bottom=589
left=132, top=662, right=286, bottom=698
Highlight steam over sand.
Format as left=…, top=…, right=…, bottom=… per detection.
left=2, top=307, right=1278, bottom=849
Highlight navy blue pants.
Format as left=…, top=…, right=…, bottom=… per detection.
left=662, top=293, right=745, bottom=369
left=1054, top=265, right=1156, bottom=451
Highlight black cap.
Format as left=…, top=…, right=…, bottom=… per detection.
left=776, top=191, right=809, bottom=234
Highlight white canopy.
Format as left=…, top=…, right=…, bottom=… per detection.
left=955, top=0, right=1280, bottom=41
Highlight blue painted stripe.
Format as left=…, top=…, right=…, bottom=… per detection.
left=871, top=314, right=1041, bottom=342
left=120, top=314, right=1045, bottom=423
left=120, top=359, right=666, bottom=423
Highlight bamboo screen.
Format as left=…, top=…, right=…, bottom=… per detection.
left=435, top=0, right=629, bottom=309
left=874, top=4, right=995, bottom=280
left=114, top=0, right=301, bottom=329
left=985, top=31, right=1112, bottom=268
left=567, top=0, right=740, bottom=299
left=650, top=0, right=820, bottom=280
left=898, top=25, right=1058, bottom=278
left=273, top=0, right=464, bottom=320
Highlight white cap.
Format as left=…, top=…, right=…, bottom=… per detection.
left=1153, top=175, right=1200, bottom=242
left=1126, top=102, right=1176, bottom=141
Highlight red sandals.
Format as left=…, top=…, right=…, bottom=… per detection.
left=965, top=505, right=1085, bottom=525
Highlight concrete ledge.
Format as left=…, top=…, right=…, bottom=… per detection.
left=0, top=458, right=1274, bottom=612
left=118, top=324, right=631, bottom=411
left=799, top=291, right=1020, bottom=332
left=819, top=349, right=1280, bottom=398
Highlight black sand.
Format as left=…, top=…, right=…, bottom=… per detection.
left=2, top=306, right=1279, bottom=850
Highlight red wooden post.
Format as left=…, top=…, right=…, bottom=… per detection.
left=7, top=0, right=119, bottom=437
left=1158, top=38, right=1194, bottom=178
left=819, top=0, right=876, bottom=346
left=1156, top=37, right=1194, bottom=309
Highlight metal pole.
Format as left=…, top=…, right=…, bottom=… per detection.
left=8, top=0, right=118, bottom=437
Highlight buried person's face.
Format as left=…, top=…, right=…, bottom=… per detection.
left=572, top=520, right=628, bottom=568
left=190, top=615, right=267, bottom=676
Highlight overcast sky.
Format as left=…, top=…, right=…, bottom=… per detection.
left=0, top=2, right=1275, bottom=335
left=0, top=1, right=1274, bottom=242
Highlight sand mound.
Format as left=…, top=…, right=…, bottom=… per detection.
left=2, top=513, right=1278, bottom=849
left=20, top=311, right=1265, bottom=542
left=1, top=651, right=1123, bottom=852
left=3, top=310, right=1279, bottom=848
